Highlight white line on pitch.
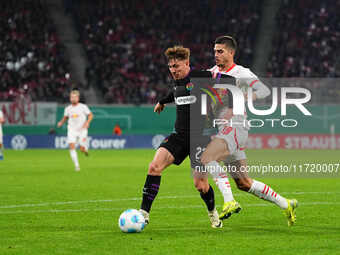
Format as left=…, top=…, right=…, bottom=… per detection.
left=0, top=191, right=339, bottom=209
left=0, top=202, right=340, bottom=215
left=0, top=196, right=192, bottom=209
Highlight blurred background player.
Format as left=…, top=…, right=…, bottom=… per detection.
left=0, top=110, right=4, bottom=160
left=139, top=46, right=223, bottom=228
left=113, top=123, right=122, bottom=136
left=203, top=35, right=298, bottom=226
left=57, top=90, right=93, bottom=171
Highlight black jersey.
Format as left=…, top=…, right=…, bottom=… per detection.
left=159, top=70, right=235, bottom=135
left=159, top=75, right=190, bottom=133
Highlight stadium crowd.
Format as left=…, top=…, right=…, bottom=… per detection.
left=266, top=0, right=340, bottom=102
left=1, top=0, right=338, bottom=104
left=267, top=0, right=340, bottom=78
left=0, top=0, right=71, bottom=102
left=72, top=0, right=261, bottom=104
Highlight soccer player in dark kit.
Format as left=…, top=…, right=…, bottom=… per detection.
left=139, top=45, right=232, bottom=228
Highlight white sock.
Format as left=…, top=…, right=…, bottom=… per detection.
left=248, top=180, right=288, bottom=209
left=69, top=149, right=80, bottom=168
left=206, top=161, right=234, bottom=203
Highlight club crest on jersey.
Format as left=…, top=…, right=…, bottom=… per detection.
left=72, top=114, right=78, bottom=118
left=186, top=82, right=194, bottom=91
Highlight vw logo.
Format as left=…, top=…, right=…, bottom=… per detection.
left=11, top=135, right=28, bottom=150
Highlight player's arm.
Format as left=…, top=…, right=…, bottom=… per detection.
left=243, top=69, right=270, bottom=101
left=154, top=90, right=174, bottom=114
left=57, top=116, right=68, bottom=128
left=250, top=80, right=271, bottom=101
left=83, top=112, right=93, bottom=129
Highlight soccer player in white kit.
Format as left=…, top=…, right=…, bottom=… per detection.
left=0, top=110, right=4, bottom=160
left=202, top=36, right=298, bottom=226
left=57, top=90, right=93, bottom=171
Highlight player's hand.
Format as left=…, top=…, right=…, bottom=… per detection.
left=57, top=121, right=63, bottom=128
left=82, top=122, right=89, bottom=129
left=154, top=103, right=165, bottom=114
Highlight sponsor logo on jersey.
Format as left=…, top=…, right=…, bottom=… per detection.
left=175, top=95, right=197, bottom=105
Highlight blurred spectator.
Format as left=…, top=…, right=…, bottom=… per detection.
left=266, top=0, right=340, bottom=103
left=113, top=123, right=122, bottom=136
left=48, top=128, right=57, bottom=135
left=71, top=0, right=261, bottom=104
left=267, top=0, right=340, bottom=78
left=0, top=0, right=72, bottom=102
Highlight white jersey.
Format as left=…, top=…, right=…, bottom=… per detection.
left=208, top=64, right=271, bottom=130
left=209, top=64, right=270, bottom=98
left=64, top=103, right=91, bottom=133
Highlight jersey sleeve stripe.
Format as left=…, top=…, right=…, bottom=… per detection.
left=249, top=79, right=259, bottom=87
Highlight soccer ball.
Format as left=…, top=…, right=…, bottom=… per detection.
left=118, top=209, right=145, bottom=233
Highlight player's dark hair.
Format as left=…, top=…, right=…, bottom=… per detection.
left=164, top=45, right=190, bottom=61
left=70, top=89, right=80, bottom=96
left=215, top=35, right=237, bottom=52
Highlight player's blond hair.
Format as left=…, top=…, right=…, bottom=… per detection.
left=164, top=45, right=190, bottom=61
left=70, top=90, right=80, bottom=97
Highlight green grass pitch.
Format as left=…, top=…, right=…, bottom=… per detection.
left=0, top=149, right=339, bottom=255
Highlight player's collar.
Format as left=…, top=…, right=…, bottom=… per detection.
left=174, top=76, right=190, bottom=86
left=224, top=63, right=236, bottom=73
left=218, top=63, right=236, bottom=73
left=174, top=68, right=191, bottom=86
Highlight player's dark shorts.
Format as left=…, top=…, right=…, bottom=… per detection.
left=158, top=132, right=210, bottom=169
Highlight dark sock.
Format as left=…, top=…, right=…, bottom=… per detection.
left=140, top=175, right=161, bottom=213
left=200, top=185, right=215, bottom=211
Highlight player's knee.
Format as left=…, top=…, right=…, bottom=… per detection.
left=194, top=179, right=209, bottom=193
left=236, top=178, right=252, bottom=191
left=200, top=152, right=215, bottom=166
left=217, top=151, right=230, bottom=162
left=148, top=161, right=163, bottom=176
left=194, top=180, right=201, bottom=191
left=201, top=150, right=229, bottom=165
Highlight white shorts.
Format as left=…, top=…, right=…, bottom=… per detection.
left=215, top=126, right=248, bottom=163
left=67, top=129, right=88, bottom=148
left=0, top=127, right=3, bottom=144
